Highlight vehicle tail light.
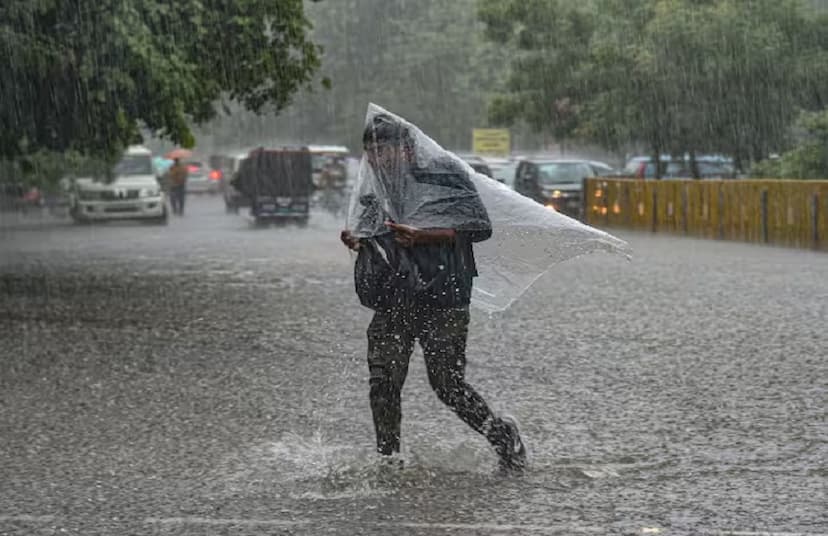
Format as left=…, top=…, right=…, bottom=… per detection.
left=209, top=170, right=222, bottom=181
left=188, top=165, right=200, bottom=173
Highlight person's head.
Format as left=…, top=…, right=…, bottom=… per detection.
left=173, top=158, right=180, bottom=165
left=362, top=114, right=414, bottom=173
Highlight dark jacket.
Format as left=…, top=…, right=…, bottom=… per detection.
left=355, top=228, right=491, bottom=311
left=353, top=154, right=491, bottom=311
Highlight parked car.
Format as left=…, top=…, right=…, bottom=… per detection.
left=587, top=161, right=620, bottom=176
left=624, top=155, right=736, bottom=179
left=493, top=161, right=519, bottom=187
left=211, top=151, right=253, bottom=212
left=479, top=157, right=514, bottom=184
left=480, top=156, right=511, bottom=169
left=207, top=154, right=228, bottom=185
left=69, top=145, right=167, bottom=224
left=466, top=159, right=494, bottom=179
left=513, top=159, right=612, bottom=218
left=454, top=153, right=497, bottom=180
left=183, top=160, right=219, bottom=194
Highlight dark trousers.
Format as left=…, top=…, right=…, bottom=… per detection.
left=170, top=185, right=186, bottom=215
left=367, top=306, right=505, bottom=455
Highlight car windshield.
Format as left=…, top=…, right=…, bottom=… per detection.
left=538, top=163, right=589, bottom=184
left=113, top=155, right=153, bottom=176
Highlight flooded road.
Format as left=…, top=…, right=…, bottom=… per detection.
left=1, top=197, right=826, bottom=535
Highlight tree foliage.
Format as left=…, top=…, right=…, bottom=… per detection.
left=200, top=0, right=517, bottom=151
left=752, top=110, right=828, bottom=179
left=0, top=0, right=323, bottom=163
left=478, top=0, right=828, bottom=173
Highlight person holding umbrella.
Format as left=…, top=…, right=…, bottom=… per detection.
left=165, top=149, right=191, bottom=216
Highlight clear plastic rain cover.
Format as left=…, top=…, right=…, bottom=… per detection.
left=347, top=104, right=631, bottom=312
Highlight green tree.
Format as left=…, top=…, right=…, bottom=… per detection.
left=0, top=0, right=323, bottom=164
left=480, top=0, right=597, bottom=145
left=201, top=0, right=518, bottom=152
left=752, top=110, right=828, bottom=179
left=479, top=0, right=828, bottom=176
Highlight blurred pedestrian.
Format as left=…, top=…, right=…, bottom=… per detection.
left=167, top=158, right=188, bottom=215
left=340, top=114, right=527, bottom=473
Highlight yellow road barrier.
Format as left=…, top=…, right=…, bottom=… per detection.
left=584, top=179, right=828, bottom=251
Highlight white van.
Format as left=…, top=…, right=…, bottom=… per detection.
left=70, top=146, right=167, bottom=224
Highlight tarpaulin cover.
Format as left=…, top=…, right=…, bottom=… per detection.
left=347, top=104, right=631, bottom=312
left=231, top=148, right=313, bottom=199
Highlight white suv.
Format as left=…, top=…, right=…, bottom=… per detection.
left=70, top=146, right=167, bottom=224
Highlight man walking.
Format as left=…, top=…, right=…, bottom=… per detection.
left=341, top=114, right=527, bottom=472
left=167, top=158, right=188, bottom=216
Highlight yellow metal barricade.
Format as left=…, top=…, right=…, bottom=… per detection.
left=584, top=178, right=828, bottom=251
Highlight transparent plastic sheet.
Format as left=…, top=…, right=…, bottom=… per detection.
left=347, top=104, right=631, bottom=313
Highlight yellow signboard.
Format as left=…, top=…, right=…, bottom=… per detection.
left=472, top=129, right=511, bottom=155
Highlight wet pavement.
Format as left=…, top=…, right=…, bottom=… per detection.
left=1, top=197, right=826, bottom=535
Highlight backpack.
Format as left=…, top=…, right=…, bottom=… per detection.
left=354, top=237, right=428, bottom=310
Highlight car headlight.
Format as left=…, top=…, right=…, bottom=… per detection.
left=140, top=188, right=161, bottom=198
left=551, top=190, right=563, bottom=199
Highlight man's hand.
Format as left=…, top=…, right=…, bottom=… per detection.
left=340, top=230, right=361, bottom=251
left=385, top=222, right=420, bottom=247
left=385, top=221, right=455, bottom=247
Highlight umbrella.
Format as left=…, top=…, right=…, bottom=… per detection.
left=165, top=148, right=192, bottom=160
left=153, top=157, right=173, bottom=174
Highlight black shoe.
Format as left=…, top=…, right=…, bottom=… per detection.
left=496, top=415, right=527, bottom=474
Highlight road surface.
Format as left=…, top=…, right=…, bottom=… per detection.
left=1, top=197, right=826, bottom=535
